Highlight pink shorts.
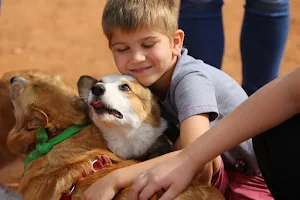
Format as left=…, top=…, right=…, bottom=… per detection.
left=212, top=160, right=273, bottom=200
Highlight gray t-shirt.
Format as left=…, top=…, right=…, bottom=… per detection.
left=161, top=48, right=260, bottom=175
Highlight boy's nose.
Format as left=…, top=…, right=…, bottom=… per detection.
left=130, top=51, right=146, bottom=63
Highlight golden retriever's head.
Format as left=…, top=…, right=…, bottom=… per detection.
left=7, top=76, right=89, bottom=155
left=0, top=69, right=76, bottom=168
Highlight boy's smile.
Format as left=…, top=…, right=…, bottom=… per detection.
left=130, top=66, right=152, bottom=74
left=110, top=28, right=181, bottom=88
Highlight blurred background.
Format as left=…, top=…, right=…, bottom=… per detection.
left=0, top=0, right=299, bottom=87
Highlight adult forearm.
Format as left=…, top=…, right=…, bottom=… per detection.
left=181, top=67, right=300, bottom=172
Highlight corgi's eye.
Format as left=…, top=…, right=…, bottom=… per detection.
left=120, top=84, right=130, bottom=91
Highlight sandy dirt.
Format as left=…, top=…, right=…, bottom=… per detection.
left=0, top=0, right=299, bottom=189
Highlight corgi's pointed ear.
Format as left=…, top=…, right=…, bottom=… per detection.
left=77, top=75, right=98, bottom=102
left=32, top=106, right=49, bottom=127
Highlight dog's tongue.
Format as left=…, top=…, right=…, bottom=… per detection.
left=90, top=100, right=104, bottom=108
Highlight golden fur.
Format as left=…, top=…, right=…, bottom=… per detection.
left=0, top=70, right=76, bottom=189
left=7, top=75, right=224, bottom=200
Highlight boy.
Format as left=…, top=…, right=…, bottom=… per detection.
left=129, top=67, right=300, bottom=200
left=83, top=0, right=271, bottom=199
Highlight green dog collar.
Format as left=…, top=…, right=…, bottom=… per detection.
left=24, top=124, right=87, bottom=169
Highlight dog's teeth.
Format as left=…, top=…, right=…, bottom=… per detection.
left=94, top=106, right=123, bottom=119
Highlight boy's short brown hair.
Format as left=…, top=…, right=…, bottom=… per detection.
left=102, top=0, right=178, bottom=43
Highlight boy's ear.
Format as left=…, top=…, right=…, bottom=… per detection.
left=172, top=29, right=184, bottom=56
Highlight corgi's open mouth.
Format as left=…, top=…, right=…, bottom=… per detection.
left=90, top=100, right=123, bottom=119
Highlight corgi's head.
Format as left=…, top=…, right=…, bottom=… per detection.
left=77, top=74, right=169, bottom=159
left=78, top=74, right=162, bottom=131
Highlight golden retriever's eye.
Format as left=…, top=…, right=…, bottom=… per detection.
left=119, top=84, right=130, bottom=91
left=26, top=119, right=41, bottom=131
left=33, top=84, right=40, bottom=88
left=25, top=125, right=37, bottom=131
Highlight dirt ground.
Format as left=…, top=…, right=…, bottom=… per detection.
left=1, top=0, right=299, bottom=85
left=0, top=0, right=299, bottom=189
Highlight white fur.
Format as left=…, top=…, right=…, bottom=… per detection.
left=100, top=118, right=167, bottom=159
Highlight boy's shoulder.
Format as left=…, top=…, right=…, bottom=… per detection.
left=173, top=48, right=237, bottom=84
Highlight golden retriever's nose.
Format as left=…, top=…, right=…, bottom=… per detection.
left=91, top=84, right=105, bottom=96
left=10, top=76, right=29, bottom=86
left=10, top=76, right=18, bottom=84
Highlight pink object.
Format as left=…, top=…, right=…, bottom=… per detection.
left=226, top=170, right=273, bottom=200
left=212, top=160, right=229, bottom=196
left=211, top=161, right=273, bottom=200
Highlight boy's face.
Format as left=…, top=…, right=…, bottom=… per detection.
left=110, top=28, right=180, bottom=87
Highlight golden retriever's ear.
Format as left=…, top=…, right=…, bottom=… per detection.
left=77, top=75, right=97, bottom=102
left=32, top=107, right=49, bottom=127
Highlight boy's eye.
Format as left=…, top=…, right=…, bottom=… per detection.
left=119, top=84, right=131, bottom=91
left=117, top=47, right=129, bottom=53
left=142, top=43, right=155, bottom=48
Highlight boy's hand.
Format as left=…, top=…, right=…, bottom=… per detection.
left=82, top=171, right=119, bottom=200
left=129, top=153, right=199, bottom=200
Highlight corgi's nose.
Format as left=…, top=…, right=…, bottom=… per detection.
left=91, top=84, right=105, bottom=96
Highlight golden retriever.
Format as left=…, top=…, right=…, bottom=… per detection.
left=0, top=70, right=75, bottom=189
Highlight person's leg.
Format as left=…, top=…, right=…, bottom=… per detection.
left=241, top=0, right=290, bottom=95
left=178, top=0, right=224, bottom=69
left=252, top=114, right=300, bottom=199
left=0, top=182, right=22, bottom=200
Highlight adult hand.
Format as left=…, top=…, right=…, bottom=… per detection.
left=128, top=153, right=199, bottom=200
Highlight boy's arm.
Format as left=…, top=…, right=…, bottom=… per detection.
left=83, top=114, right=218, bottom=200
left=177, top=113, right=221, bottom=184
left=83, top=150, right=182, bottom=200
left=179, top=113, right=210, bottom=148
left=114, top=113, right=220, bottom=187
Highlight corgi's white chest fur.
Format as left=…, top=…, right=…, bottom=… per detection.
left=100, top=118, right=168, bottom=160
